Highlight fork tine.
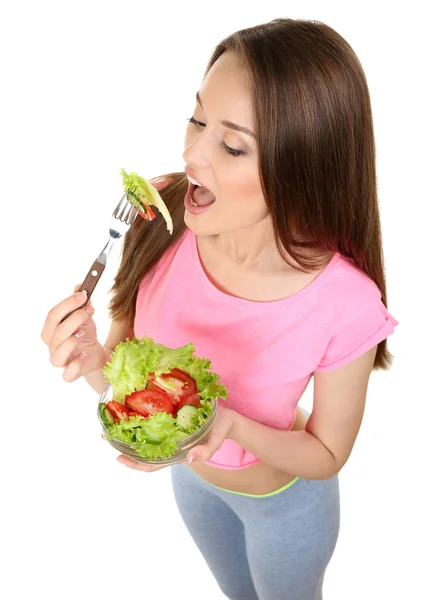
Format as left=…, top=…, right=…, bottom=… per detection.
left=125, top=192, right=139, bottom=221
left=112, top=193, right=128, bottom=218
left=130, top=208, right=139, bottom=225
left=125, top=200, right=139, bottom=225
left=112, top=192, right=139, bottom=227
left=118, top=197, right=130, bottom=222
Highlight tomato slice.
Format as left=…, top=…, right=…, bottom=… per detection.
left=139, top=204, right=156, bottom=221
left=106, top=400, right=131, bottom=422
left=165, top=369, right=197, bottom=393
left=125, top=389, right=174, bottom=417
left=152, top=368, right=197, bottom=404
left=177, top=391, right=202, bottom=410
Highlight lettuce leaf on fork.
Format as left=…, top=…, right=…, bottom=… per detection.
left=120, top=168, right=173, bottom=234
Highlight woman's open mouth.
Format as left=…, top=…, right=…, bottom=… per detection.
left=185, top=175, right=216, bottom=215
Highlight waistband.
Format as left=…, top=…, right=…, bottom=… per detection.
left=188, top=465, right=300, bottom=498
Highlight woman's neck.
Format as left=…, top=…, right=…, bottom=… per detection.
left=204, top=216, right=288, bottom=272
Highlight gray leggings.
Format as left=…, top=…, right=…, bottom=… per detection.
left=170, top=462, right=340, bottom=600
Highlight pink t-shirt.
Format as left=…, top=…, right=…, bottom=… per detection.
left=134, top=227, right=398, bottom=470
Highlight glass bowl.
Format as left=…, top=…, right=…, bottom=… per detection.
left=97, top=384, right=218, bottom=466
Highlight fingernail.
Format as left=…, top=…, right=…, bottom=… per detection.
left=74, top=329, right=85, bottom=338
left=85, top=305, right=94, bottom=315
left=78, top=352, right=87, bottom=360
left=188, top=453, right=199, bottom=464
left=75, top=291, right=87, bottom=302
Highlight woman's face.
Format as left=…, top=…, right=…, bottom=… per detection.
left=183, top=52, right=268, bottom=237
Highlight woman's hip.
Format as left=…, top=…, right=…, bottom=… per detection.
left=171, top=462, right=340, bottom=549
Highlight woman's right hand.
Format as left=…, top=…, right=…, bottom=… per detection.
left=41, top=285, right=107, bottom=382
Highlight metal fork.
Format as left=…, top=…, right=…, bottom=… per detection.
left=61, top=193, right=139, bottom=323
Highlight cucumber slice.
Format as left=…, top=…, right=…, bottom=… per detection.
left=176, top=405, right=199, bottom=431
left=99, top=403, right=115, bottom=428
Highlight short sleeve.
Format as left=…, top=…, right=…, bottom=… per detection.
left=315, top=299, right=399, bottom=372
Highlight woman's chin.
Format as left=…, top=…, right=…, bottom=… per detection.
left=184, top=209, right=214, bottom=236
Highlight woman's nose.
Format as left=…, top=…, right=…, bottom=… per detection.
left=183, top=130, right=210, bottom=169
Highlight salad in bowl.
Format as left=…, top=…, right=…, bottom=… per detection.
left=98, top=336, right=227, bottom=465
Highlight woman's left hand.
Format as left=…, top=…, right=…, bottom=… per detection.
left=110, top=406, right=238, bottom=472
left=186, top=405, right=237, bottom=464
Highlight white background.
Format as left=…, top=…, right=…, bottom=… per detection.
left=1, top=1, right=430, bottom=598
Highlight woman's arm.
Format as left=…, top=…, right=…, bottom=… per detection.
left=230, top=346, right=377, bottom=479
left=192, top=345, right=378, bottom=480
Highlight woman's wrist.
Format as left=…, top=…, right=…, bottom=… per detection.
left=226, top=407, right=245, bottom=442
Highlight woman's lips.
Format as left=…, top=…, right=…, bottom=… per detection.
left=185, top=168, right=203, bottom=187
left=187, top=174, right=202, bottom=187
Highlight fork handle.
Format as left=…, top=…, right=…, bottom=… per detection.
left=61, top=259, right=106, bottom=323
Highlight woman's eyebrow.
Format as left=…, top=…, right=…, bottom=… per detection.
left=196, top=91, right=256, bottom=139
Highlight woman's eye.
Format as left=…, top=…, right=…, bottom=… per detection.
left=221, top=142, right=243, bottom=157
left=187, top=117, right=243, bottom=157
left=187, top=116, right=206, bottom=128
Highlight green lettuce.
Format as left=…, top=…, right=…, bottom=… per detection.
left=102, top=336, right=227, bottom=460
left=120, top=168, right=173, bottom=234
left=105, top=413, right=189, bottom=460
left=182, top=356, right=228, bottom=405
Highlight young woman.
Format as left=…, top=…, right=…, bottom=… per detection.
left=41, top=18, right=398, bottom=600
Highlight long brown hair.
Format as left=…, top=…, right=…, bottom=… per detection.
left=109, top=18, right=393, bottom=370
